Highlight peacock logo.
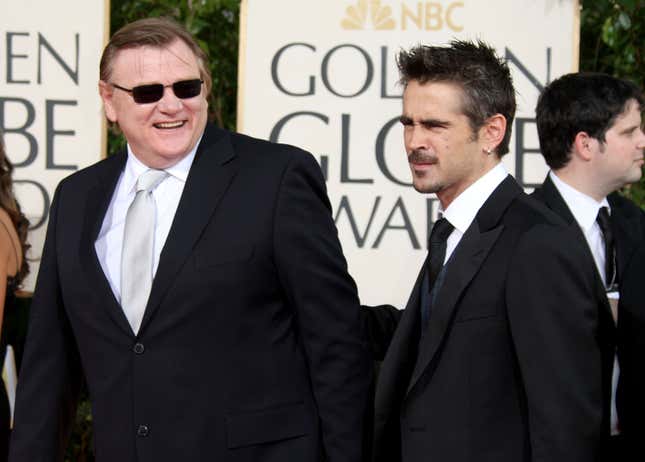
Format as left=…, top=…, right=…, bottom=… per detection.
left=341, top=0, right=397, bottom=30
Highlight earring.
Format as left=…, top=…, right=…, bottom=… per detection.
left=484, top=148, right=492, bottom=155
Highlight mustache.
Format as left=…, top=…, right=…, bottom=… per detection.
left=408, top=149, right=438, bottom=164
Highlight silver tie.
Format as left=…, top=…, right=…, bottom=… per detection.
left=121, top=169, right=168, bottom=334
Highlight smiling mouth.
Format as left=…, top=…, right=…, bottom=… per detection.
left=154, top=121, right=186, bottom=129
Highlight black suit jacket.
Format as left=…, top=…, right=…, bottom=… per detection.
left=363, top=175, right=604, bottom=462
left=9, top=124, right=371, bottom=462
left=533, top=175, right=645, bottom=452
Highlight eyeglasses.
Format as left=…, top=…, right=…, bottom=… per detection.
left=110, top=79, right=204, bottom=104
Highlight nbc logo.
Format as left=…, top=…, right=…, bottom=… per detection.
left=341, top=0, right=464, bottom=31
left=341, top=0, right=396, bottom=30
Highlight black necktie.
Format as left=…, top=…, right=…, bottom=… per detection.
left=596, top=207, right=617, bottom=290
left=421, top=218, right=455, bottom=328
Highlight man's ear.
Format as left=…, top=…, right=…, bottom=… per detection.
left=480, top=114, right=506, bottom=155
left=571, top=131, right=595, bottom=162
left=98, top=81, right=118, bottom=123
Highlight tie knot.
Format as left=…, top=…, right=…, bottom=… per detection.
left=136, top=169, right=168, bottom=193
left=429, top=217, right=454, bottom=246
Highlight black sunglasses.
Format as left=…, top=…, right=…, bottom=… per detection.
left=110, top=79, right=204, bottom=104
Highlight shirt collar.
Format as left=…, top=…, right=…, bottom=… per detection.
left=549, top=171, right=610, bottom=232
left=441, top=162, right=508, bottom=234
left=122, top=135, right=202, bottom=195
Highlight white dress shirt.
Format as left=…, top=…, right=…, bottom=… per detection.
left=550, top=170, right=620, bottom=435
left=550, top=172, right=612, bottom=286
left=439, top=162, right=508, bottom=263
left=94, top=143, right=199, bottom=304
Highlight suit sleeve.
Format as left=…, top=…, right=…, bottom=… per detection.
left=273, top=150, right=371, bottom=462
left=361, top=304, right=403, bottom=360
left=506, top=224, right=603, bottom=462
left=9, top=183, right=82, bottom=462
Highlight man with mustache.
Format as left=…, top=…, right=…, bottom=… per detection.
left=532, top=72, right=645, bottom=460
left=362, top=41, right=604, bottom=461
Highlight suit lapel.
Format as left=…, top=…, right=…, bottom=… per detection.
left=139, top=125, right=238, bottom=333
left=538, top=175, right=616, bottom=327
left=79, top=151, right=135, bottom=336
left=406, top=176, right=519, bottom=397
left=537, top=176, right=604, bottom=254
left=406, top=222, right=502, bottom=396
left=540, top=176, right=640, bottom=277
left=539, top=176, right=577, bottom=226
left=608, top=193, right=641, bottom=278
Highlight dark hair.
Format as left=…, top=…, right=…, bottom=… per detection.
left=100, top=17, right=212, bottom=95
left=0, top=132, right=30, bottom=287
left=397, top=40, right=516, bottom=156
left=536, top=72, right=644, bottom=170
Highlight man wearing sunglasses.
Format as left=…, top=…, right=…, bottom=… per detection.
left=9, top=17, right=370, bottom=462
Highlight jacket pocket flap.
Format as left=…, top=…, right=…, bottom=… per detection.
left=226, top=401, right=309, bottom=449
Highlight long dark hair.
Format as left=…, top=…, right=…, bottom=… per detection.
left=0, top=132, right=30, bottom=287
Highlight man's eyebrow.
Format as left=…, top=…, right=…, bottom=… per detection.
left=399, top=116, right=450, bottom=128
left=620, top=123, right=641, bottom=135
left=421, top=118, right=450, bottom=128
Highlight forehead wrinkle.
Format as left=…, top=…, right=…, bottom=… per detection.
left=166, top=41, right=197, bottom=69
left=131, top=51, right=148, bottom=82
left=110, top=46, right=152, bottom=84
left=117, top=43, right=199, bottom=86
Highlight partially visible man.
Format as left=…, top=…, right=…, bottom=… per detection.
left=362, top=41, right=604, bottom=462
left=533, top=72, right=645, bottom=460
left=9, top=17, right=370, bottom=462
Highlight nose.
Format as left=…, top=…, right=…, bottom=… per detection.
left=637, top=127, right=645, bottom=150
left=157, top=86, right=182, bottom=113
left=406, top=125, right=428, bottom=152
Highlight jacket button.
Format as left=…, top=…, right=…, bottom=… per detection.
left=133, top=343, right=145, bottom=354
left=137, top=424, right=149, bottom=437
